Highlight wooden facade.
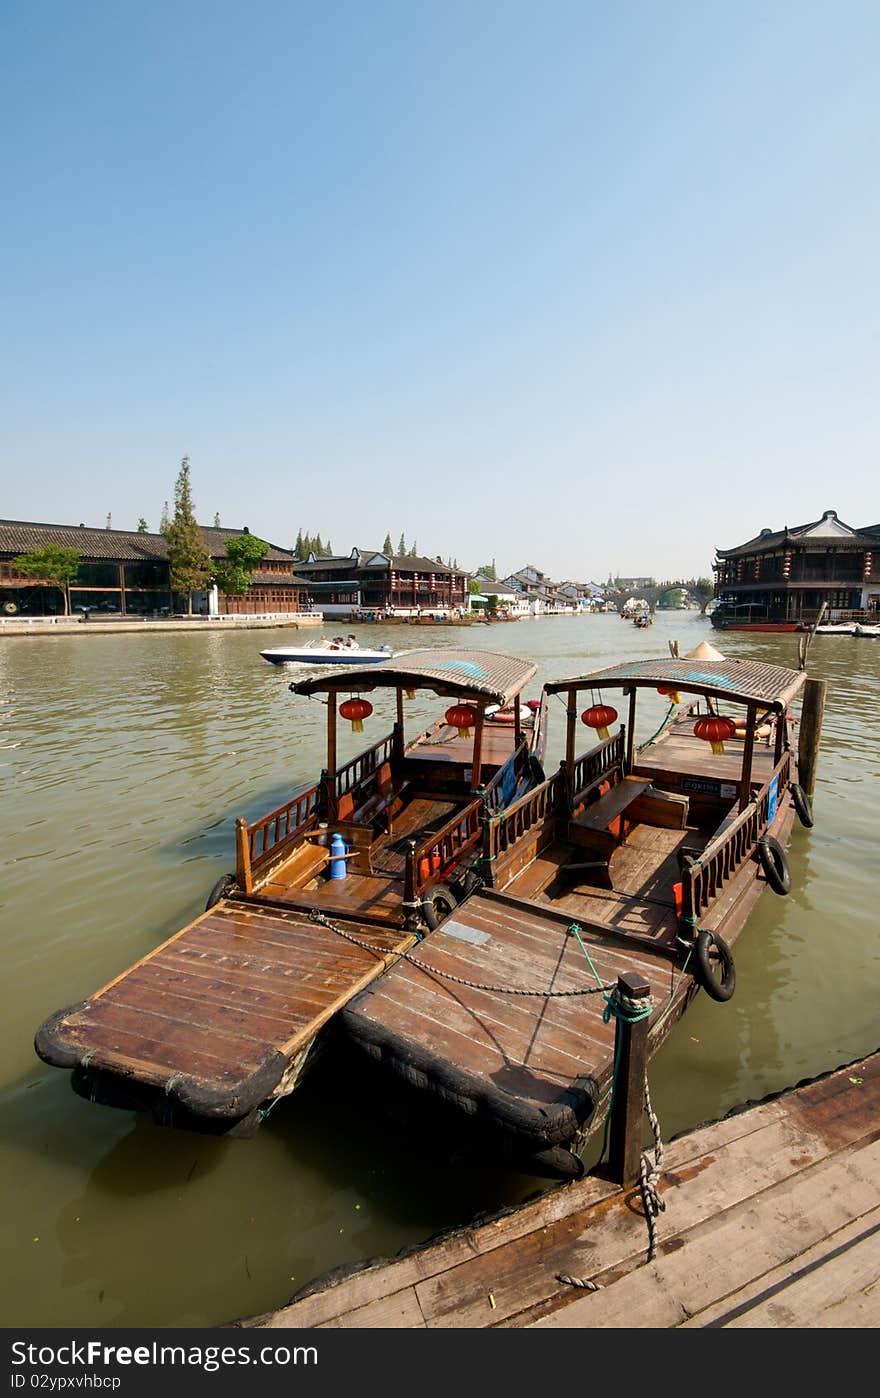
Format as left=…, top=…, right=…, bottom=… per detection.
left=712, top=509, right=880, bottom=630
left=294, top=548, right=469, bottom=616
left=0, top=519, right=311, bottom=617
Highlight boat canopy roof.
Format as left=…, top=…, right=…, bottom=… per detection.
left=290, top=649, right=538, bottom=707
left=544, top=657, right=807, bottom=711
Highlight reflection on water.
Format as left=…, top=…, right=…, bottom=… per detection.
left=2, top=616, right=878, bottom=1325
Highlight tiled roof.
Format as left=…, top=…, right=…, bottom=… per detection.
left=0, top=519, right=295, bottom=563
left=545, top=657, right=806, bottom=711
left=291, top=649, right=538, bottom=706
left=716, top=511, right=878, bottom=558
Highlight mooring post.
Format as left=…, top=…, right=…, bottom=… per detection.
left=606, top=970, right=651, bottom=1187
left=798, top=677, right=827, bottom=797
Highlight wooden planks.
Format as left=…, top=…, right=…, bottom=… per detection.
left=343, top=892, right=686, bottom=1141
left=238, top=1050, right=880, bottom=1330
left=39, top=899, right=415, bottom=1101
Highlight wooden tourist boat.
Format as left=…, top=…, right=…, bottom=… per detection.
left=339, top=644, right=819, bottom=1178
left=34, top=650, right=547, bottom=1137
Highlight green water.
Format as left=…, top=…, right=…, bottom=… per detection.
left=1, top=614, right=877, bottom=1326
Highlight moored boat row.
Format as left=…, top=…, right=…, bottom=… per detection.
left=34, top=640, right=819, bottom=1179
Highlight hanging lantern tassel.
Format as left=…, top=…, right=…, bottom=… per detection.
left=339, top=697, right=373, bottom=733
left=581, top=704, right=618, bottom=742
left=693, top=715, right=736, bottom=755
left=657, top=685, right=681, bottom=705
left=445, top=702, right=477, bottom=738
left=404, top=689, right=416, bottom=700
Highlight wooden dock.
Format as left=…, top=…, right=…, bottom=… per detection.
left=238, top=1048, right=880, bottom=1329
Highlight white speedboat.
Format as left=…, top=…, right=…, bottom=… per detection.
left=260, top=638, right=394, bottom=665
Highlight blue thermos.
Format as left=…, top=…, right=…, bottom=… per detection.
left=329, top=832, right=347, bottom=880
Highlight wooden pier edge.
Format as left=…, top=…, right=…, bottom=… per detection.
left=232, top=1047, right=880, bottom=1330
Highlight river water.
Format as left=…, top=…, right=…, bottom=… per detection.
left=2, top=613, right=877, bottom=1327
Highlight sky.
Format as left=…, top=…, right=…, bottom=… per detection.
left=2, top=1, right=878, bottom=583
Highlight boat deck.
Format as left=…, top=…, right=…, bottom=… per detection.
left=342, top=888, right=693, bottom=1153
left=504, top=823, right=708, bottom=944
left=35, top=898, right=416, bottom=1125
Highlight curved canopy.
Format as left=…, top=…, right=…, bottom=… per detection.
left=543, top=657, right=806, bottom=711
left=290, top=649, right=538, bottom=708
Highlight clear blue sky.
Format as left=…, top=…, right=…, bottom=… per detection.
left=2, top=1, right=878, bottom=581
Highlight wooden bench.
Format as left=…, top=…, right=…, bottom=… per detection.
left=566, top=777, right=653, bottom=889
left=344, top=772, right=412, bottom=835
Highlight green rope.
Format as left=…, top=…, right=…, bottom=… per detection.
left=637, top=702, right=676, bottom=751
left=567, top=923, right=608, bottom=991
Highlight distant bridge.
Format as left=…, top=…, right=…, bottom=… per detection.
left=612, top=582, right=708, bottom=615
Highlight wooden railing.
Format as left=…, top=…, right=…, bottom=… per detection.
left=405, top=795, right=485, bottom=901
left=570, top=730, right=624, bottom=804
left=680, top=750, right=791, bottom=924
left=236, top=781, right=323, bottom=892
left=484, top=770, right=561, bottom=863
left=332, top=731, right=396, bottom=806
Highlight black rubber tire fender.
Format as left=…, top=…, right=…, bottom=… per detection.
left=205, top=873, right=236, bottom=911
left=757, top=836, right=791, bottom=895
left=790, top=782, right=814, bottom=829
left=694, top=930, right=736, bottom=1003
left=421, top=884, right=458, bottom=931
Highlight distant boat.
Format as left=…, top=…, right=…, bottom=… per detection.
left=260, top=638, right=394, bottom=665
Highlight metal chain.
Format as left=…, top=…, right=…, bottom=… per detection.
left=308, top=907, right=613, bottom=998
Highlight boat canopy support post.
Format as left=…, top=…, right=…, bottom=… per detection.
left=514, top=693, right=521, bottom=746
left=326, top=692, right=337, bottom=802
left=625, top=688, right=637, bottom=773
left=798, top=678, right=826, bottom=797
left=471, top=704, right=486, bottom=792
left=565, top=686, right=577, bottom=789
left=739, top=702, right=757, bottom=812
left=605, top=971, right=651, bottom=1187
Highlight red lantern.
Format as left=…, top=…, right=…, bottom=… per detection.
left=657, top=685, right=681, bottom=705
left=526, top=698, right=541, bottom=712
left=445, top=703, right=477, bottom=738
left=581, top=704, right=618, bottom=741
left=339, top=697, right=373, bottom=733
left=693, top=715, right=736, bottom=755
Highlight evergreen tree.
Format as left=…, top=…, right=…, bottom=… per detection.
left=325, top=539, right=333, bottom=556
left=383, top=533, right=393, bottom=555
left=163, top=456, right=212, bottom=615
left=397, top=533, right=406, bottom=555
left=303, top=533, right=312, bottom=559
left=105, top=513, right=112, bottom=530
left=313, top=533, right=323, bottom=556
left=137, top=518, right=148, bottom=533
left=294, top=528, right=304, bottom=560
left=213, top=512, right=221, bottom=528
left=160, top=500, right=170, bottom=532
left=409, top=540, right=418, bottom=557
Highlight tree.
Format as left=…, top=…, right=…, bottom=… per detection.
left=212, top=533, right=269, bottom=599
left=476, top=561, right=497, bottom=581
left=105, top=513, right=112, bottom=530
left=12, top=546, right=81, bottom=615
left=397, top=533, right=406, bottom=555
left=163, top=457, right=212, bottom=615
left=137, top=518, right=148, bottom=533
left=694, top=577, right=714, bottom=613
left=383, top=534, right=393, bottom=555
left=409, top=540, right=418, bottom=557
left=293, top=529, right=305, bottom=560
left=160, top=500, right=170, bottom=532
left=313, top=533, right=323, bottom=556
left=325, top=539, right=333, bottom=556
left=213, top=512, right=221, bottom=528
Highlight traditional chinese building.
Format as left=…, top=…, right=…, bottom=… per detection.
left=0, top=519, right=311, bottom=617
left=293, top=548, right=469, bottom=617
left=712, top=510, right=880, bottom=630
